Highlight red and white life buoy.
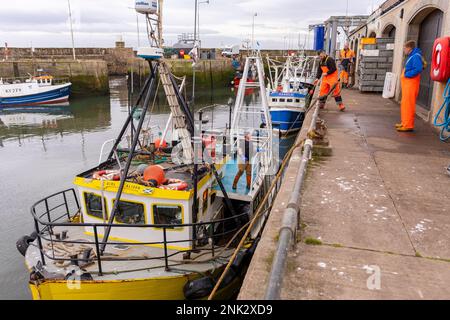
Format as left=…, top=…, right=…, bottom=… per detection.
left=93, top=170, right=121, bottom=181
left=431, top=37, right=450, bottom=83
left=159, top=179, right=189, bottom=191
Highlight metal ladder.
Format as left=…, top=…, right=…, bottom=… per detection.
left=158, top=61, right=194, bottom=163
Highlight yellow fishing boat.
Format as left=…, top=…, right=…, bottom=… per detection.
left=17, top=1, right=278, bottom=301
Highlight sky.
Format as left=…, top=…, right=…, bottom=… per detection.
left=0, top=0, right=386, bottom=50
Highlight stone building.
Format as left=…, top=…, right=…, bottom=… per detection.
left=349, top=0, right=449, bottom=129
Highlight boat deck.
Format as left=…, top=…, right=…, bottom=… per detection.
left=214, top=158, right=257, bottom=202
left=26, top=225, right=234, bottom=281
left=79, top=160, right=200, bottom=191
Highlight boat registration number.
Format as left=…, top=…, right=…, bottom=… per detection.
left=4, top=88, right=22, bottom=94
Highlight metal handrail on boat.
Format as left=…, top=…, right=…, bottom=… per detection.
left=30, top=189, right=249, bottom=276
left=0, top=76, right=70, bottom=85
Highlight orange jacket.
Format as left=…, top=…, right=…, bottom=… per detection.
left=340, top=49, right=355, bottom=61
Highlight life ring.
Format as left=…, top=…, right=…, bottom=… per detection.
left=431, top=37, right=450, bottom=83
left=93, top=170, right=121, bottom=181
left=159, top=179, right=188, bottom=191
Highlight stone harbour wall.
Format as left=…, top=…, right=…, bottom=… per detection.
left=0, top=59, right=110, bottom=97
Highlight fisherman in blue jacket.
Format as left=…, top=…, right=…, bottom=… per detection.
left=396, top=40, right=424, bottom=132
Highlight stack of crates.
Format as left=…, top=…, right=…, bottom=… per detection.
left=358, top=38, right=395, bottom=92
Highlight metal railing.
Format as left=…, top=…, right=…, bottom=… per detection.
left=264, top=104, right=321, bottom=300
left=0, top=76, right=70, bottom=85
left=30, top=189, right=249, bottom=276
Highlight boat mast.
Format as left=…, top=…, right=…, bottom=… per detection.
left=158, top=0, right=164, bottom=46
left=67, top=0, right=76, bottom=60
left=192, top=0, right=198, bottom=110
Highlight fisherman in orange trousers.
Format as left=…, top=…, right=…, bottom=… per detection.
left=397, top=40, right=424, bottom=132
left=315, top=50, right=345, bottom=111
left=339, top=43, right=355, bottom=88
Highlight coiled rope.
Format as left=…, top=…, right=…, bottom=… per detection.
left=433, top=78, right=450, bottom=142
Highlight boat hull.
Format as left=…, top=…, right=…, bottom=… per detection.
left=28, top=268, right=242, bottom=300
left=0, top=84, right=71, bottom=108
left=268, top=108, right=305, bottom=134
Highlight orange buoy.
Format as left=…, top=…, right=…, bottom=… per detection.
left=154, top=138, right=168, bottom=149
left=143, top=165, right=166, bottom=186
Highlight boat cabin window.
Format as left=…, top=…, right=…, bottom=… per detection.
left=113, top=200, right=145, bottom=225
left=296, top=99, right=301, bottom=103
left=210, top=192, right=217, bottom=204
left=202, top=190, right=209, bottom=214
left=287, top=99, right=293, bottom=103
left=272, top=98, right=277, bottom=102
left=152, top=204, right=183, bottom=229
left=279, top=99, right=285, bottom=103
left=83, top=193, right=108, bottom=220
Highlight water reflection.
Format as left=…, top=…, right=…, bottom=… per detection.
left=0, top=97, right=112, bottom=145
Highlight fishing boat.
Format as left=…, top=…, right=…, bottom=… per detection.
left=16, top=1, right=277, bottom=300
left=0, top=75, right=71, bottom=108
left=266, top=55, right=319, bottom=134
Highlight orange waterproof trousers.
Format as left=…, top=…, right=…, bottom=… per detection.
left=340, top=70, right=349, bottom=85
left=320, top=70, right=341, bottom=97
left=400, top=70, right=421, bottom=129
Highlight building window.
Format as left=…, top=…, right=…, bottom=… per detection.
left=84, top=193, right=108, bottom=220
left=152, top=204, right=183, bottom=228
left=114, top=200, right=145, bottom=225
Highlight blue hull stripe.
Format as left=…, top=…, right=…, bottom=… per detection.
left=0, top=86, right=71, bottom=106
left=137, top=55, right=162, bottom=60
left=270, top=109, right=305, bottom=133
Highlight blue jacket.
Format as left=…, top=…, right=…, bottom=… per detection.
left=404, top=47, right=424, bottom=78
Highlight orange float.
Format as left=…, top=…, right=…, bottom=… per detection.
left=143, top=165, right=166, bottom=185
left=154, top=138, right=168, bottom=149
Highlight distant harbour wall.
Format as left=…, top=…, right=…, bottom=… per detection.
left=0, top=59, right=110, bottom=97
left=128, top=58, right=236, bottom=91
left=0, top=47, right=134, bottom=76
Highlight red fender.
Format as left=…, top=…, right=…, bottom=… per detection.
left=159, top=179, right=189, bottom=191
left=431, top=37, right=450, bottom=82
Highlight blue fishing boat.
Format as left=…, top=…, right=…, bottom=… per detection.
left=266, top=56, right=319, bottom=134
left=268, top=92, right=307, bottom=133
left=0, top=76, right=71, bottom=108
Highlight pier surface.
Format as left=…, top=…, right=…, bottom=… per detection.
left=239, top=89, right=450, bottom=300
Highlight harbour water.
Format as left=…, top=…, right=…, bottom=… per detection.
left=0, top=77, right=297, bottom=299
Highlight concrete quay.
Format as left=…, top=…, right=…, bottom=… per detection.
left=239, top=89, right=450, bottom=300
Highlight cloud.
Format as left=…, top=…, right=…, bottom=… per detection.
left=0, top=0, right=378, bottom=49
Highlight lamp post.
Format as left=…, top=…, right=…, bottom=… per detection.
left=67, top=0, right=76, bottom=60
left=197, top=0, right=210, bottom=45
left=136, top=13, right=141, bottom=48
left=127, top=7, right=141, bottom=49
